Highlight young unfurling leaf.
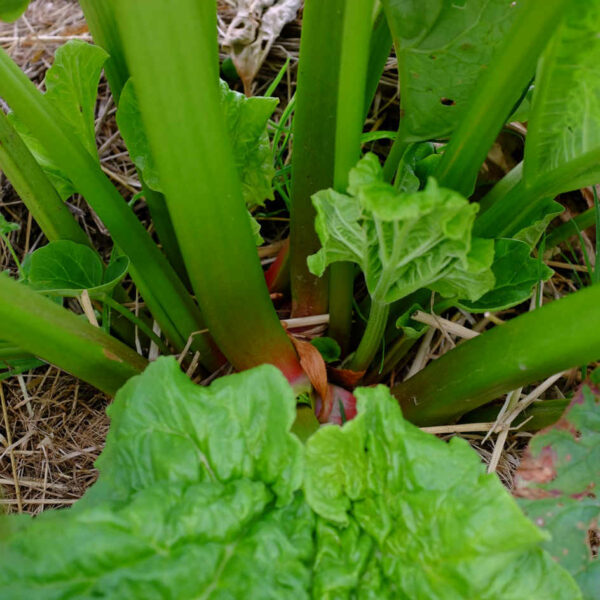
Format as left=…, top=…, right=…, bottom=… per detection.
left=308, top=153, right=495, bottom=304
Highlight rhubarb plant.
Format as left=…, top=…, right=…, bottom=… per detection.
left=0, top=0, right=598, bottom=596
left=0, top=359, right=580, bottom=598
left=0, top=0, right=595, bottom=417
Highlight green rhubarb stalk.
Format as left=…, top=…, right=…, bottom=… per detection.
left=545, top=207, right=597, bottom=250
left=0, top=273, right=146, bottom=395
left=0, top=343, right=33, bottom=362
left=434, top=0, right=570, bottom=196
left=476, top=148, right=600, bottom=239
left=99, top=293, right=170, bottom=356
left=77, top=0, right=128, bottom=103
left=348, top=300, right=389, bottom=371
left=328, top=0, right=377, bottom=353
left=0, top=47, right=217, bottom=365
left=393, top=284, right=600, bottom=426
left=363, top=8, right=392, bottom=119
left=0, top=105, right=141, bottom=346
left=288, top=0, right=344, bottom=317
left=78, top=0, right=188, bottom=284
left=0, top=109, right=90, bottom=246
left=115, top=0, right=304, bottom=383
left=382, top=136, right=410, bottom=183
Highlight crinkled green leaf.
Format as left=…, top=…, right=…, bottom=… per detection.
left=515, top=382, right=600, bottom=600
left=458, top=239, right=553, bottom=312
left=27, top=240, right=128, bottom=298
left=428, top=236, right=496, bottom=301
left=248, top=211, right=263, bottom=246
left=305, top=385, right=580, bottom=598
left=382, top=0, right=518, bottom=141
left=9, top=40, right=107, bottom=200
left=220, top=80, right=278, bottom=209
left=116, top=78, right=277, bottom=210
left=0, top=0, right=30, bottom=22
left=525, top=0, right=600, bottom=194
left=0, top=212, right=19, bottom=235
left=308, top=153, right=494, bottom=304
left=0, top=481, right=314, bottom=599
left=88, top=358, right=303, bottom=504
left=0, top=358, right=579, bottom=597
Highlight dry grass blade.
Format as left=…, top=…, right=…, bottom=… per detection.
left=1, top=382, right=22, bottom=512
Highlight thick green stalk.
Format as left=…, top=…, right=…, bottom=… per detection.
left=115, top=0, right=303, bottom=382
left=382, top=135, right=410, bottom=183
left=99, top=293, right=170, bottom=356
left=0, top=343, right=33, bottom=362
left=363, top=9, right=392, bottom=119
left=349, top=300, right=389, bottom=371
left=289, top=0, right=343, bottom=317
left=78, top=0, right=189, bottom=283
left=329, top=0, right=377, bottom=353
left=546, top=208, right=597, bottom=250
left=461, top=398, right=569, bottom=432
left=434, top=0, right=570, bottom=196
left=477, top=162, right=523, bottom=214
left=142, top=185, right=189, bottom=287
left=393, top=285, right=600, bottom=426
left=0, top=274, right=146, bottom=395
left=0, top=47, right=215, bottom=362
left=0, top=105, right=140, bottom=347
left=477, top=147, right=600, bottom=239
left=0, top=110, right=89, bottom=246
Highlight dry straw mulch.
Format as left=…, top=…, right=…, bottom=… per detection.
left=0, top=1, right=595, bottom=514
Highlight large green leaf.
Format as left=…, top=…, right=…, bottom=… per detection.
left=308, top=153, right=495, bottom=304
left=27, top=240, right=128, bottom=298
left=458, top=238, right=553, bottom=312
left=0, top=0, right=29, bottom=22
left=0, top=359, right=311, bottom=599
left=305, top=385, right=579, bottom=598
left=0, top=358, right=578, bottom=597
left=382, top=0, right=518, bottom=141
left=515, top=380, right=600, bottom=600
left=524, top=0, right=600, bottom=194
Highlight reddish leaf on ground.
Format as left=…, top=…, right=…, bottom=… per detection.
left=514, top=379, right=600, bottom=599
